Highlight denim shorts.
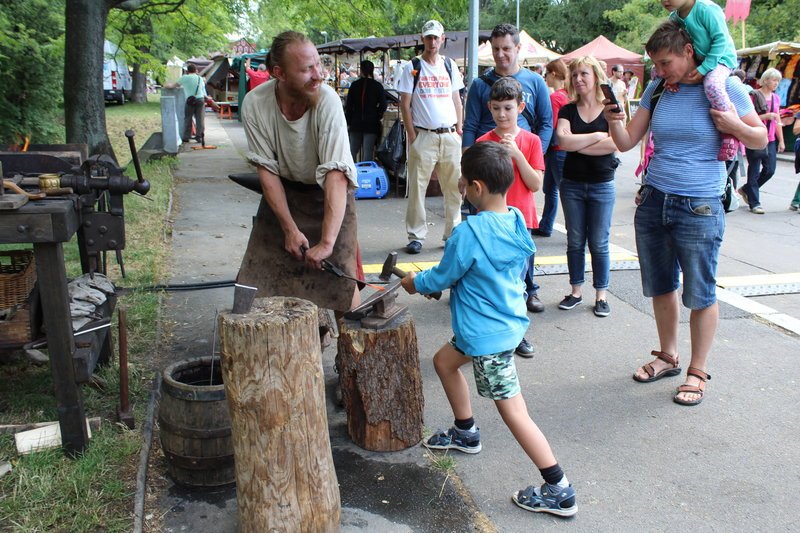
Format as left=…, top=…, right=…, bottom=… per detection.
left=450, top=338, right=521, bottom=400
left=634, top=185, right=725, bottom=309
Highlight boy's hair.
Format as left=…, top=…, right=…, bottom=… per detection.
left=489, top=77, right=523, bottom=103
left=461, top=143, right=514, bottom=195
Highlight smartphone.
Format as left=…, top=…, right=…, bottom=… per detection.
left=600, top=83, right=621, bottom=113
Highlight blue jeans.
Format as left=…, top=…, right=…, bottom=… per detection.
left=559, top=179, right=616, bottom=289
left=521, top=243, right=539, bottom=299
left=634, top=186, right=725, bottom=309
left=538, top=150, right=566, bottom=235
left=743, top=140, right=777, bottom=208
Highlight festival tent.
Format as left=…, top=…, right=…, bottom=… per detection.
left=560, top=35, right=644, bottom=83
left=736, top=41, right=800, bottom=58
left=475, top=30, right=561, bottom=67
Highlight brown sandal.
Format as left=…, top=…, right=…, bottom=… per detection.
left=673, top=367, right=711, bottom=406
left=633, top=350, right=681, bottom=383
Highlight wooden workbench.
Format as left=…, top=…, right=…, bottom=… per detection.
left=0, top=198, right=107, bottom=455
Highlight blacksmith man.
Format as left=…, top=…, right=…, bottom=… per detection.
left=238, top=31, right=360, bottom=312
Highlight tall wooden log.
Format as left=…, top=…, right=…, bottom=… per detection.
left=218, top=297, right=340, bottom=533
left=336, top=311, right=424, bottom=451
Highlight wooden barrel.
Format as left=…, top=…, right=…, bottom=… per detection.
left=158, top=356, right=235, bottom=489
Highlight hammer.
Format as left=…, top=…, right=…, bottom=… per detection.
left=379, top=252, right=441, bottom=300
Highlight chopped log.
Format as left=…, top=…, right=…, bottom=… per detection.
left=218, top=297, right=340, bottom=533
left=336, top=311, right=424, bottom=451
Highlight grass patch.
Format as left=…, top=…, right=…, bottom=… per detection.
left=0, top=97, right=173, bottom=532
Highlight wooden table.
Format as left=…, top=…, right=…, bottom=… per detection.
left=0, top=198, right=92, bottom=455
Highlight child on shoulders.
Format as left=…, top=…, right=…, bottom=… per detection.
left=662, top=0, right=741, bottom=160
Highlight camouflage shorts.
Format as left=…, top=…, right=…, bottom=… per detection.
left=450, top=338, right=521, bottom=400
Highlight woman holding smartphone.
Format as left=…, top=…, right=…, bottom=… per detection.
left=555, top=56, right=619, bottom=317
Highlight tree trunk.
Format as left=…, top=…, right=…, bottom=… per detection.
left=218, top=297, right=340, bottom=533
left=336, top=312, right=424, bottom=451
left=131, top=63, right=147, bottom=103
left=64, top=0, right=116, bottom=160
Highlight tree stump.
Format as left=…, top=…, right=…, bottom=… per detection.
left=336, top=311, right=424, bottom=451
left=218, top=297, right=340, bottom=533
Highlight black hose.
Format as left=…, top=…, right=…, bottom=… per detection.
left=116, top=280, right=237, bottom=293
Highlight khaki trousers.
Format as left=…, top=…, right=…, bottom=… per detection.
left=405, top=130, right=462, bottom=242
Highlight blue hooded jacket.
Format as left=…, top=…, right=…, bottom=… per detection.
left=414, top=207, right=535, bottom=356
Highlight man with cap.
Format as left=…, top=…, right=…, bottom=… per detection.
left=397, top=19, right=465, bottom=255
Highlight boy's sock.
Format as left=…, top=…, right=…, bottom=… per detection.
left=454, top=417, right=475, bottom=432
left=539, top=463, right=570, bottom=489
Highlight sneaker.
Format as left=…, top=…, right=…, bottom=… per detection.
left=558, top=294, right=583, bottom=310
left=526, top=293, right=545, bottom=313
left=593, top=300, right=611, bottom=317
left=515, top=338, right=535, bottom=358
left=790, top=203, right=799, bottom=211
left=531, top=228, right=551, bottom=237
left=405, top=240, right=422, bottom=254
left=738, top=188, right=749, bottom=206
left=423, top=426, right=482, bottom=454
left=512, top=483, right=577, bottom=518
left=750, top=206, right=765, bottom=214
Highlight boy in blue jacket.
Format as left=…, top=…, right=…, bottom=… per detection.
left=400, top=142, right=577, bottom=518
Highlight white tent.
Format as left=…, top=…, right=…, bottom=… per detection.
left=477, top=30, right=561, bottom=67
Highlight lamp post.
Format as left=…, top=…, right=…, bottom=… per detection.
left=321, top=30, right=328, bottom=44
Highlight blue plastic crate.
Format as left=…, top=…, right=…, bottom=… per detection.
left=354, top=161, right=389, bottom=199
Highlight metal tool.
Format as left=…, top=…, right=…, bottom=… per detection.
left=321, top=258, right=388, bottom=291
left=343, top=278, right=407, bottom=329
left=117, top=308, right=135, bottom=429
left=379, top=251, right=441, bottom=300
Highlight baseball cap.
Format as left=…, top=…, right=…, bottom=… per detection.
left=422, top=20, right=444, bottom=37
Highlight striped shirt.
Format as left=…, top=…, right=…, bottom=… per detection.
left=640, top=76, right=753, bottom=197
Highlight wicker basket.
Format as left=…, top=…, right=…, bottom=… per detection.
left=0, top=250, right=36, bottom=311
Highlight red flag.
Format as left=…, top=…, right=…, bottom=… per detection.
left=724, top=0, right=751, bottom=22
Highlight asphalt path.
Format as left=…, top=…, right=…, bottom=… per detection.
left=155, top=112, right=800, bottom=532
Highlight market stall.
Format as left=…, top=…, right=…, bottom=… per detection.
left=737, top=41, right=800, bottom=146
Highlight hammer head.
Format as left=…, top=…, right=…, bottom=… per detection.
left=379, top=252, right=399, bottom=281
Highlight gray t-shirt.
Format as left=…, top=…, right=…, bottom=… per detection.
left=241, top=81, right=356, bottom=188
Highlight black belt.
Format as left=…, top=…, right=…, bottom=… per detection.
left=415, top=125, right=456, bottom=134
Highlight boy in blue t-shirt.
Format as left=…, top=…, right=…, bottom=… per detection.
left=400, top=142, right=577, bottom=518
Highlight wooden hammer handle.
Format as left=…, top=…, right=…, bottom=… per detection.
left=393, top=266, right=442, bottom=300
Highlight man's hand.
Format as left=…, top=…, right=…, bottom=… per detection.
left=778, top=140, right=785, bottom=153
left=400, top=272, right=417, bottom=294
left=285, top=231, right=310, bottom=262
left=303, top=241, right=334, bottom=271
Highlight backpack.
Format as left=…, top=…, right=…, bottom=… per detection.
left=411, top=56, right=453, bottom=93
left=477, top=71, right=537, bottom=133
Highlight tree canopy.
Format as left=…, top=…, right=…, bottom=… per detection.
left=2, top=0, right=799, bottom=149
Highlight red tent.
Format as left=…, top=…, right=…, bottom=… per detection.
left=560, top=35, right=645, bottom=85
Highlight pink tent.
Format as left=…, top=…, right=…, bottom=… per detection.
left=560, top=35, right=645, bottom=84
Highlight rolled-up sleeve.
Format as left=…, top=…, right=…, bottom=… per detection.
left=315, top=91, right=357, bottom=189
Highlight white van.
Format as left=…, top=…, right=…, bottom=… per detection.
left=103, top=40, right=132, bottom=104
